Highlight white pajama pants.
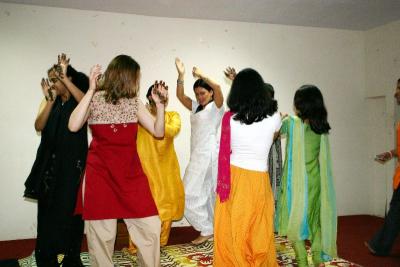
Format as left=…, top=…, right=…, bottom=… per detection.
left=184, top=165, right=215, bottom=236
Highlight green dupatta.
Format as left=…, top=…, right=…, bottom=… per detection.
left=277, top=116, right=337, bottom=259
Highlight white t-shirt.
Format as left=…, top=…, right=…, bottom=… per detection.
left=230, top=112, right=281, bottom=172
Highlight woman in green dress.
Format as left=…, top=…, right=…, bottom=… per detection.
left=277, top=85, right=337, bottom=267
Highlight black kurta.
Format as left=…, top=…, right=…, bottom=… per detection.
left=24, top=94, right=88, bottom=263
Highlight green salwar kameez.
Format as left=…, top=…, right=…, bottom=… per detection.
left=277, top=116, right=337, bottom=267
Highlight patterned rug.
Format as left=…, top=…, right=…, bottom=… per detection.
left=19, top=235, right=360, bottom=266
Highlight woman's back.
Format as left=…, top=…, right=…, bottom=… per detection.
left=79, top=91, right=158, bottom=219
left=89, top=91, right=139, bottom=145
left=89, top=91, right=138, bottom=124
left=230, top=112, right=281, bottom=172
left=304, top=123, right=321, bottom=177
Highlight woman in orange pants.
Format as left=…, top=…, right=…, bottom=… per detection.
left=214, top=68, right=280, bottom=266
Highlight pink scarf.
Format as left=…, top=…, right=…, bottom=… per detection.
left=217, top=111, right=233, bottom=202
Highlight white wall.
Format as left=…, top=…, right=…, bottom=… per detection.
left=0, top=3, right=369, bottom=240
left=364, top=20, right=400, bottom=216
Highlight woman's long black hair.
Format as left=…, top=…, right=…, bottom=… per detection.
left=227, top=68, right=277, bottom=124
left=67, top=65, right=89, bottom=92
left=294, top=85, right=331, bottom=134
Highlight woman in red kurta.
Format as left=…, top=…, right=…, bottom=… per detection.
left=69, top=55, right=167, bottom=267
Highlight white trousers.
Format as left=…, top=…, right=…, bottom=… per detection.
left=86, top=216, right=161, bottom=267
left=184, top=165, right=215, bottom=236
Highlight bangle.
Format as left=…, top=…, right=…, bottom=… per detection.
left=177, top=79, right=184, bottom=85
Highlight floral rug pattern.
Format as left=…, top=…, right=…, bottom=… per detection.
left=19, top=235, right=360, bottom=266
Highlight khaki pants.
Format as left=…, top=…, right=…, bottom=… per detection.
left=86, top=216, right=161, bottom=267
left=128, top=220, right=172, bottom=254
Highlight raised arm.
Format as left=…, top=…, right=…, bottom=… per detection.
left=34, top=78, right=56, bottom=132
left=175, top=58, right=192, bottom=111
left=56, top=53, right=85, bottom=102
left=138, top=81, right=167, bottom=138
left=68, top=65, right=102, bottom=132
left=193, top=66, right=224, bottom=108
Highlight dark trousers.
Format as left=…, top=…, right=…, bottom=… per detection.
left=35, top=168, right=84, bottom=267
left=368, top=186, right=400, bottom=255
left=35, top=214, right=84, bottom=267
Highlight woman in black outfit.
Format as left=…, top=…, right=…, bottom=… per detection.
left=24, top=54, right=89, bottom=267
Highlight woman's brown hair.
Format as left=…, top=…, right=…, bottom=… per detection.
left=99, top=55, right=140, bottom=104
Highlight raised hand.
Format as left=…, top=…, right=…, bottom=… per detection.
left=152, top=80, right=168, bottom=104
left=57, top=53, right=70, bottom=79
left=41, top=78, right=55, bottom=102
left=192, top=66, right=204, bottom=79
left=89, top=64, right=102, bottom=91
left=224, top=67, right=236, bottom=81
left=52, top=53, right=69, bottom=81
left=375, top=151, right=392, bottom=164
left=175, top=58, right=185, bottom=76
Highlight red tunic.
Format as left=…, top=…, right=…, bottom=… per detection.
left=76, top=93, right=158, bottom=220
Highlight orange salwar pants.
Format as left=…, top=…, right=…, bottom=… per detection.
left=214, top=165, right=278, bottom=267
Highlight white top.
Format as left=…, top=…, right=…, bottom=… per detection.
left=182, top=100, right=224, bottom=197
left=230, top=112, right=281, bottom=172
left=189, top=101, right=224, bottom=154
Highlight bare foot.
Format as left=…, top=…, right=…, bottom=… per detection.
left=191, top=234, right=213, bottom=245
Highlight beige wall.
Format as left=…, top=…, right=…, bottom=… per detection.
left=0, top=2, right=373, bottom=240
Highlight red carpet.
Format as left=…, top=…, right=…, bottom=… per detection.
left=337, top=215, right=400, bottom=267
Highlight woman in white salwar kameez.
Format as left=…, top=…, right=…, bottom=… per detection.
left=175, top=58, right=224, bottom=244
